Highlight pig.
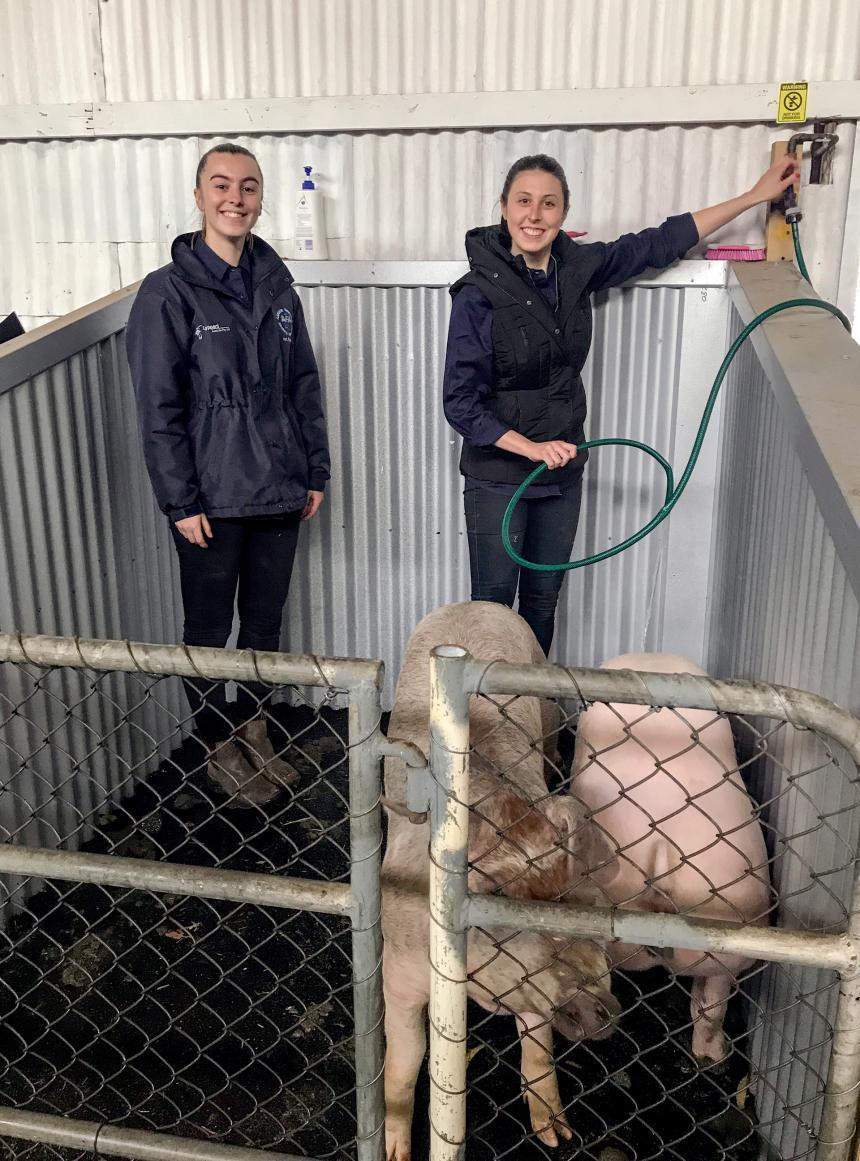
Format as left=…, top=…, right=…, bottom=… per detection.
left=382, top=602, right=618, bottom=1160
left=570, top=652, right=772, bottom=1064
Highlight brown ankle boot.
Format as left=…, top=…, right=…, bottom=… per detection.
left=207, top=739, right=281, bottom=806
left=237, top=720, right=300, bottom=788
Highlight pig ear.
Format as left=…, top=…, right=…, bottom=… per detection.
left=574, top=816, right=619, bottom=888
left=543, top=797, right=619, bottom=900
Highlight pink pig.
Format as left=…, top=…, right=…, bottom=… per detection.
left=570, top=652, right=772, bottom=1063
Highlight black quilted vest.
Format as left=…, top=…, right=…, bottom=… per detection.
left=451, top=224, right=604, bottom=485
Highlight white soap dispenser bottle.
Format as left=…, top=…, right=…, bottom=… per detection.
left=291, top=166, right=328, bottom=259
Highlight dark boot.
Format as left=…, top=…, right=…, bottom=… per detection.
left=207, top=738, right=281, bottom=806
left=237, top=720, right=300, bottom=788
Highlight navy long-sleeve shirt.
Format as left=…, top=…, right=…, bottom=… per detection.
left=444, top=213, right=699, bottom=454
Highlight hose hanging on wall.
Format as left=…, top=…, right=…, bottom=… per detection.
left=501, top=224, right=851, bottom=573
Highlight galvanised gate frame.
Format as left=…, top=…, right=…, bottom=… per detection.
left=0, top=633, right=414, bottom=1161
left=425, top=647, right=860, bottom=1161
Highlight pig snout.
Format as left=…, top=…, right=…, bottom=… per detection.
left=553, top=984, right=621, bottom=1042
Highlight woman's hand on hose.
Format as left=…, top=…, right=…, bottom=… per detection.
left=494, top=429, right=578, bottom=469
left=175, top=513, right=213, bottom=547
left=527, top=439, right=578, bottom=469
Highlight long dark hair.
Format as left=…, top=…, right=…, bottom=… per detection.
left=500, top=154, right=570, bottom=214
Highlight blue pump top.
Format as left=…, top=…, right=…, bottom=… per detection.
left=302, top=166, right=315, bottom=190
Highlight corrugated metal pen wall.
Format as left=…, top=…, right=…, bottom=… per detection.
left=286, top=280, right=698, bottom=676
left=6, top=0, right=860, bottom=106
left=1, top=279, right=708, bottom=692
left=0, top=278, right=715, bottom=913
left=0, top=325, right=187, bottom=914
left=707, top=314, right=860, bottom=1161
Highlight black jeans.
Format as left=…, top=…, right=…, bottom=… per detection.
left=170, top=514, right=301, bottom=747
left=464, top=478, right=582, bottom=656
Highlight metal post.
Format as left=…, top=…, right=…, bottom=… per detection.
left=428, top=645, right=470, bottom=1161
left=349, top=674, right=386, bottom=1161
left=815, top=863, right=860, bottom=1161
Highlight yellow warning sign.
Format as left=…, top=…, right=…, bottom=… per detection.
left=777, top=81, right=808, bottom=124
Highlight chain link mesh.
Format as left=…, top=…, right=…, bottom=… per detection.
left=423, top=688, right=860, bottom=1161
left=0, top=657, right=364, bottom=1161
left=3, top=653, right=858, bottom=1161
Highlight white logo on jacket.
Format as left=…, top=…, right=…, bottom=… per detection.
left=276, top=307, right=293, bottom=343
left=194, top=323, right=231, bottom=340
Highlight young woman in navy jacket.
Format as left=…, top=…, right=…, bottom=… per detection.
left=443, top=152, right=799, bottom=656
left=127, top=143, right=330, bottom=806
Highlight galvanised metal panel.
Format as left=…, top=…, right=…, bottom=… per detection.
left=0, top=331, right=186, bottom=894
left=1, top=0, right=95, bottom=104
left=282, top=282, right=471, bottom=682
left=97, top=0, right=860, bottom=102
left=556, top=284, right=687, bottom=667
left=706, top=316, right=860, bottom=1160
left=0, top=279, right=717, bottom=708
left=286, top=282, right=711, bottom=690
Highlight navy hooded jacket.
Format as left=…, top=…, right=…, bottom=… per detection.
left=126, top=233, right=330, bottom=521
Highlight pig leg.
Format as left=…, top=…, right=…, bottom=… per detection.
left=516, top=1012, right=572, bottom=1146
left=690, top=973, right=731, bottom=1064
left=384, top=975, right=428, bottom=1161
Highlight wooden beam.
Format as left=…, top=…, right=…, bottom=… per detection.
left=766, top=140, right=801, bottom=264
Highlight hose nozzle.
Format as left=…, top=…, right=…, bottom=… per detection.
left=781, top=132, right=839, bottom=224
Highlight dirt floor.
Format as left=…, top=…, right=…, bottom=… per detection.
left=0, top=705, right=764, bottom=1161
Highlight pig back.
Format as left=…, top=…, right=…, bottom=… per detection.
left=571, top=654, right=770, bottom=920
left=384, top=602, right=547, bottom=808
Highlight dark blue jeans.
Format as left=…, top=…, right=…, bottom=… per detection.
left=464, top=478, right=582, bottom=656
left=171, top=514, right=301, bottom=747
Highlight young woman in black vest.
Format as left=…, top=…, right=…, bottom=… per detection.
left=444, top=153, right=798, bottom=656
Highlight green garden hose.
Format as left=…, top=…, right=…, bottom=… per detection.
left=502, top=228, right=851, bottom=572
left=791, top=219, right=810, bottom=283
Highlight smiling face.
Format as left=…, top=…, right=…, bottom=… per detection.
left=194, top=151, right=263, bottom=250
left=501, top=169, right=567, bottom=269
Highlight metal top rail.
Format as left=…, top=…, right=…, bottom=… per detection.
left=463, top=656, right=860, bottom=763
left=0, top=632, right=383, bottom=693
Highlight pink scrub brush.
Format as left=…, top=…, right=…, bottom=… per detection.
left=705, top=244, right=765, bottom=260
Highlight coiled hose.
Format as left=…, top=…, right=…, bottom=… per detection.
left=501, top=225, right=850, bottom=572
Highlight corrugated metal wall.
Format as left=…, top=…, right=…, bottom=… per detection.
left=97, top=0, right=860, bottom=98
left=0, top=279, right=720, bottom=696
left=287, top=281, right=711, bottom=679
left=707, top=311, right=860, bottom=1161
left=3, top=0, right=859, bottom=328
left=6, top=0, right=860, bottom=106
left=0, top=322, right=188, bottom=910
left=0, top=277, right=722, bottom=919
left=4, top=122, right=857, bottom=330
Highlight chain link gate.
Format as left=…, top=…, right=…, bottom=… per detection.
left=0, top=633, right=404, bottom=1161
left=424, top=648, right=860, bottom=1161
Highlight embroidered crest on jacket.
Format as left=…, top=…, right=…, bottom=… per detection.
left=276, top=307, right=293, bottom=343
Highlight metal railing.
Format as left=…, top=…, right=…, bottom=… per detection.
left=426, top=649, right=860, bottom=1161
left=0, top=633, right=405, bottom=1161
